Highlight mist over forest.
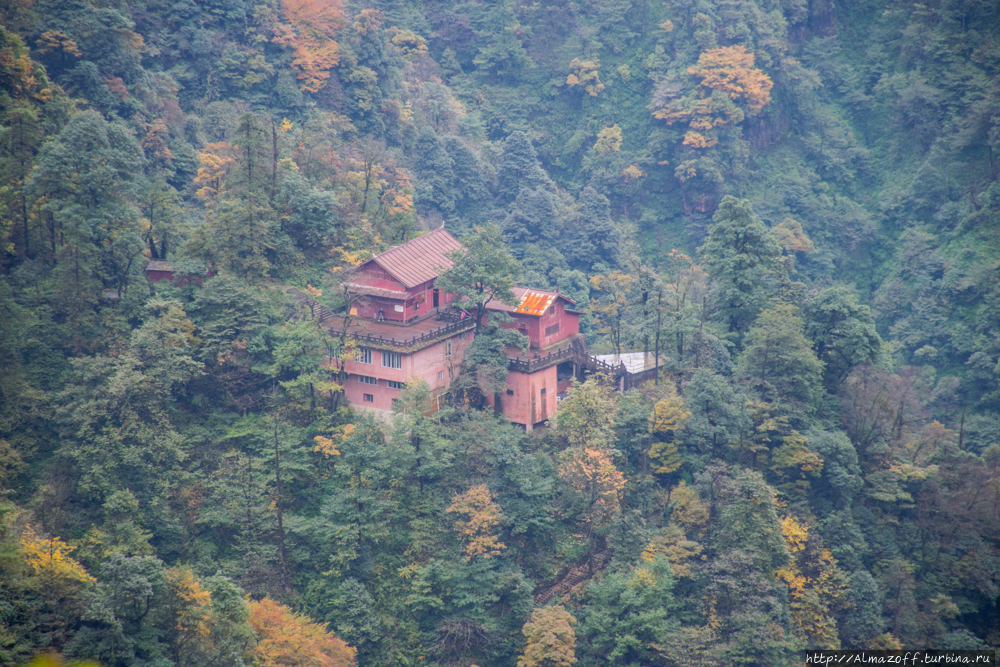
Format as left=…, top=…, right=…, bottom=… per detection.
left=1, top=0, right=1000, bottom=664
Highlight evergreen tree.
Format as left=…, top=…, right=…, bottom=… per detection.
left=698, top=196, right=781, bottom=345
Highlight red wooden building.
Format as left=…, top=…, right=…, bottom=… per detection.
left=329, top=229, right=586, bottom=429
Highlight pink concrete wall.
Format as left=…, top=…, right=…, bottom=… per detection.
left=500, top=366, right=557, bottom=426
left=502, top=301, right=580, bottom=349
left=342, top=329, right=475, bottom=414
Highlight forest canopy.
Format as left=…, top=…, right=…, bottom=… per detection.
left=1, top=0, right=1000, bottom=665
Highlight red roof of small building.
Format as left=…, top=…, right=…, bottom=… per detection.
left=365, top=227, right=464, bottom=289
left=487, top=287, right=576, bottom=316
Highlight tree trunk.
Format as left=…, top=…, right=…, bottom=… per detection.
left=273, top=419, right=291, bottom=593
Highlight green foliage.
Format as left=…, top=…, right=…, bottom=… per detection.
left=1, top=0, right=1000, bottom=661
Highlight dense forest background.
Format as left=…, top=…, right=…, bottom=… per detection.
left=2, top=0, right=1000, bottom=664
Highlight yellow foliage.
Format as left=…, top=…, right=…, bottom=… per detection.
left=447, top=484, right=506, bottom=561
left=641, top=524, right=702, bottom=577
left=385, top=27, right=429, bottom=59
left=519, top=606, right=577, bottom=667
left=780, top=516, right=808, bottom=553
left=776, top=516, right=849, bottom=649
left=670, top=481, right=708, bottom=536
left=35, top=31, right=82, bottom=58
left=20, top=525, right=95, bottom=585
left=24, top=654, right=99, bottom=667
left=558, top=447, right=626, bottom=529
left=194, top=143, right=234, bottom=203
left=566, top=58, right=605, bottom=96
left=659, top=20, right=675, bottom=32
left=682, top=131, right=715, bottom=148
left=650, top=390, right=691, bottom=435
left=593, top=125, right=623, bottom=154
left=313, top=436, right=341, bottom=457
left=772, top=218, right=814, bottom=253
left=280, top=117, right=294, bottom=132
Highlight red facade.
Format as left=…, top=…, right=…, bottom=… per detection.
left=333, top=230, right=582, bottom=429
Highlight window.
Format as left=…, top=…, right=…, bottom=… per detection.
left=387, top=380, right=405, bottom=390
left=446, top=340, right=452, bottom=356
left=382, top=351, right=402, bottom=369
left=459, top=331, right=468, bottom=341
left=540, top=387, right=547, bottom=395
left=363, top=393, right=374, bottom=402
left=506, top=389, right=514, bottom=396
left=358, top=375, right=378, bottom=386
left=356, top=348, right=372, bottom=364
left=438, top=371, right=444, bottom=380
left=545, top=323, right=560, bottom=337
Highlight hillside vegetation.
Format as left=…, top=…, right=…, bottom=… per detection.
left=1, top=0, right=999, bottom=665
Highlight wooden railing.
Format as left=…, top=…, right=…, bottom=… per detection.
left=350, top=318, right=475, bottom=349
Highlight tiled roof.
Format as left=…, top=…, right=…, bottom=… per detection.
left=487, top=287, right=576, bottom=316
left=145, top=260, right=173, bottom=272
left=369, top=227, right=463, bottom=289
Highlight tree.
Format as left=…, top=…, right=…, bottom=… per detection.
left=681, top=369, right=750, bottom=464
left=473, top=0, right=533, bottom=83
left=803, top=286, right=882, bottom=389
left=653, top=46, right=773, bottom=149
left=447, top=484, right=506, bottom=561
left=249, top=597, right=356, bottom=667
left=589, top=271, right=632, bottom=354
left=566, top=187, right=619, bottom=270
left=495, top=132, right=550, bottom=208
left=28, top=110, right=144, bottom=305
left=698, top=196, right=782, bottom=343
left=649, top=384, right=691, bottom=475
left=555, top=377, right=618, bottom=451
left=274, top=0, right=345, bottom=93
left=576, top=556, right=677, bottom=667
left=518, top=606, right=577, bottom=667
left=736, top=304, right=825, bottom=416
left=436, top=223, right=521, bottom=336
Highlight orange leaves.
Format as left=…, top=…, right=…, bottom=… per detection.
left=194, top=142, right=234, bottom=203
left=20, top=525, right=95, bottom=585
left=653, top=45, right=772, bottom=159
left=166, top=568, right=212, bottom=638
left=249, top=597, right=357, bottom=667
left=277, top=0, right=345, bottom=93
left=35, top=31, right=81, bottom=58
left=283, top=0, right=345, bottom=38
left=772, top=218, right=815, bottom=254
left=447, top=484, right=506, bottom=561
left=142, top=119, right=174, bottom=166
left=558, top=447, right=626, bottom=528
left=688, top=45, right=773, bottom=114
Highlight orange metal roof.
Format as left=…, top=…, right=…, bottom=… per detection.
left=514, top=290, right=556, bottom=315
left=368, top=227, right=464, bottom=289
left=488, top=287, right=575, bottom=316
